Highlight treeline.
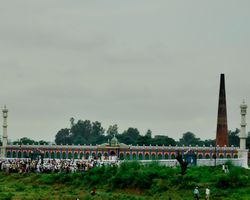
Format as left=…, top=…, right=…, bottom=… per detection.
left=52, top=118, right=250, bottom=147
left=8, top=118, right=250, bottom=148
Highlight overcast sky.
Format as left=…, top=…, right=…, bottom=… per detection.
left=0, top=1, right=250, bottom=142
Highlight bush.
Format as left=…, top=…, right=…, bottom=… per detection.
left=150, top=178, right=169, bottom=193
left=13, top=183, right=25, bottom=191
left=1, top=192, right=14, bottom=200
left=215, top=166, right=249, bottom=189
left=215, top=174, right=231, bottom=189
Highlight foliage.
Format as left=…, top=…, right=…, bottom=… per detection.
left=54, top=119, right=106, bottom=145
left=46, top=117, right=248, bottom=147
left=11, top=114, right=250, bottom=148
left=107, top=124, right=119, bottom=139
left=118, top=128, right=140, bottom=145
left=247, top=132, right=250, bottom=149
left=179, top=132, right=201, bottom=146
left=228, top=128, right=240, bottom=147
left=12, top=137, right=49, bottom=145
left=0, top=163, right=250, bottom=199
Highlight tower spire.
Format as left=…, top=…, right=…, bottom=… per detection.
left=216, top=74, right=229, bottom=146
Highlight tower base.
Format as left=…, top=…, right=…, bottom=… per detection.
left=238, top=149, right=249, bottom=169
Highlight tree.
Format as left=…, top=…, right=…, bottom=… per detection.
left=63, top=119, right=107, bottom=145
left=151, top=135, right=176, bottom=146
left=145, top=129, right=152, bottom=139
left=38, top=140, right=49, bottom=145
left=13, top=137, right=35, bottom=145
left=90, top=121, right=105, bottom=144
left=179, top=132, right=200, bottom=146
left=106, top=124, right=118, bottom=139
left=55, top=128, right=71, bottom=145
left=202, top=139, right=215, bottom=146
left=70, top=120, right=92, bottom=144
left=70, top=117, right=75, bottom=128
left=136, top=129, right=152, bottom=145
left=228, top=128, right=240, bottom=147
left=246, top=132, right=250, bottom=149
left=119, top=128, right=140, bottom=145
left=176, top=151, right=189, bottom=175
left=12, top=137, right=49, bottom=145
left=92, top=121, right=105, bottom=137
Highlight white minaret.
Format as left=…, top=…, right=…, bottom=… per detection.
left=1, top=105, right=8, bottom=158
left=238, top=101, right=249, bottom=168
left=240, top=101, right=247, bottom=149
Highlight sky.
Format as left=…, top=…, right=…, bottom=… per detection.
left=0, top=0, right=250, bottom=142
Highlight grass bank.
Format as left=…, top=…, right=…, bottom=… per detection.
left=0, top=161, right=249, bottom=200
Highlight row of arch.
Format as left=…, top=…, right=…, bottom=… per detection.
left=6, top=150, right=238, bottom=160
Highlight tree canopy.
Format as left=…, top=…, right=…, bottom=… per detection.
left=9, top=117, right=250, bottom=148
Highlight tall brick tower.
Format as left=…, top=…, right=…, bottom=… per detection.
left=216, top=74, right=229, bottom=146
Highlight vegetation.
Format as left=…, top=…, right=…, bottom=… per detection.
left=0, top=162, right=249, bottom=200
left=12, top=137, right=48, bottom=145
left=52, top=118, right=250, bottom=147
left=9, top=118, right=250, bottom=149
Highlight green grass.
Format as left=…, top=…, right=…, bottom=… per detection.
left=0, top=162, right=249, bottom=200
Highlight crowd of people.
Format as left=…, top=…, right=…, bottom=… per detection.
left=0, top=157, right=119, bottom=174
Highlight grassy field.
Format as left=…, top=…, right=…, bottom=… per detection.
left=0, top=161, right=249, bottom=200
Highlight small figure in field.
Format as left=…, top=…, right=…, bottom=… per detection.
left=224, top=165, right=229, bottom=173
left=90, top=187, right=96, bottom=196
left=193, top=187, right=199, bottom=200
left=222, top=164, right=225, bottom=172
left=222, top=164, right=229, bottom=173
left=205, top=187, right=210, bottom=200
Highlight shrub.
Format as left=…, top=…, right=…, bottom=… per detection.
left=1, top=192, right=14, bottom=200
left=13, top=183, right=25, bottom=191
left=150, top=178, right=169, bottom=193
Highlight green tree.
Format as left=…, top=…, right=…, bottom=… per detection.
left=145, top=129, right=152, bottom=138
left=71, top=120, right=92, bottom=144
left=12, top=137, right=49, bottom=145
left=13, top=137, right=35, bottom=145
left=136, top=129, right=152, bottom=145
left=119, top=127, right=140, bottom=145
left=179, top=132, right=200, bottom=146
left=67, top=119, right=106, bottom=145
left=151, top=135, right=176, bottom=146
left=92, top=121, right=105, bottom=137
left=228, top=128, right=240, bottom=147
left=70, top=117, right=75, bottom=128
left=202, top=139, right=215, bottom=146
left=90, top=121, right=105, bottom=144
left=55, top=128, right=71, bottom=145
left=106, top=124, right=118, bottom=139
left=38, top=140, right=49, bottom=145
left=246, top=132, right=250, bottom=149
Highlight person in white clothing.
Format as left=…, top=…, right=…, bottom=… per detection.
left=205, top=187, right=210, bottom=200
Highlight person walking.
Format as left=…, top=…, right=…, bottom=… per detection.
left=205, top=187, right=210, bottom=200
left=193, top=187, right=199, bottom=200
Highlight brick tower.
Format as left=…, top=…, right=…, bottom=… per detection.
left=216, top=74, right=229, bottom=146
